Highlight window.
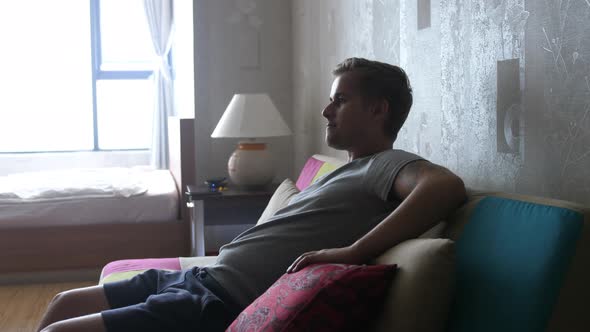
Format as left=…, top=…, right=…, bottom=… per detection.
left=0, top=0, right=160, bottom=153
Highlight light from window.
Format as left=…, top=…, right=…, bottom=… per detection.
left=0, top=0, right=94, bottom=153
left=0, top=0, right=191, bottom=154
left=96, top=80, right=154, bottom=150
left=99, top=0, right=155, bottom=71
left=95, top=0, right=155, bottom=150
left=0, top=0, right=159, bottom=153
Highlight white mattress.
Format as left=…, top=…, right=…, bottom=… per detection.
left=0, top=169, right=179, bottom=228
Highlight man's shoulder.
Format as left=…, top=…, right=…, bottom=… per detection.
left=372, top=148, right=425, bottom=163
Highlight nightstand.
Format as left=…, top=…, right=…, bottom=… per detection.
left=185, top=185, right=276, bottom=256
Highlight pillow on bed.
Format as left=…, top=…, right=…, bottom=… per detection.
left=256, top=178, right=300, bottom=225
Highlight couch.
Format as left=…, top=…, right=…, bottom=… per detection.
left=99, top=154, right=590, bottom=331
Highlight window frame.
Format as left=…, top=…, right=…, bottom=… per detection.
left=90, top=0, right=154, bottom=152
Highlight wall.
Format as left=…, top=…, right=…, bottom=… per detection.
left=292, top=0, right=398, bottom=169
left=193, top=0, right=293, bottom=249
left=193, top=0, right=293, bottom=185
left=292, top=0, right=590, bottom=205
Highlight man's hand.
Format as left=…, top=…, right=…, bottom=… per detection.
left=286, top=246, right=365, bottom=274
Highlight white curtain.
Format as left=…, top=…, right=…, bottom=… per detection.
left=144, top=0, right=175, bottom=169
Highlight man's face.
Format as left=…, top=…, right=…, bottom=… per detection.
left=322, top=72, right=375, bottom=150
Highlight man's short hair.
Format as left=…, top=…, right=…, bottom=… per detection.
left=333, top=57, right=413, bottom=140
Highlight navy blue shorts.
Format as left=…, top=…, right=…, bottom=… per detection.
left=101, top=266, right=240, bottom=332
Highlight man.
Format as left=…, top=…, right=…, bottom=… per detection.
left=38, top=58, right=466, bottom=332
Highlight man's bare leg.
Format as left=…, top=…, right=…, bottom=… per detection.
left=40, top=313, right=107, bottom=332
left=37, top=285, right=111, bottom=331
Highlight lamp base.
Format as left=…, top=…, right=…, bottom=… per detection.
left=228, top=142, right=274, bottom=187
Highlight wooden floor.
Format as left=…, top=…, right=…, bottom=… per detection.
left=0, top=281, right=94, bottom=332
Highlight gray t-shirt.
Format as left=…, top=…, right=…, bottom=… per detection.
left=206, top=149, right=423, bottom=308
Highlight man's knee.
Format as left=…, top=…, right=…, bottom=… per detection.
left=51, top=286, right=108, bottom=309
left=49, top=290, right=73, bottom=308
left=40, top=320, right=79, bottom=332
left=47, top=289, right=94, bottom=314
left=40, top=321, right=64, bottom=332
left=40, top=324, right=55, bottom=332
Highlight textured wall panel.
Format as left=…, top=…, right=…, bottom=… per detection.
left=291, top=0, right=589, bottom=204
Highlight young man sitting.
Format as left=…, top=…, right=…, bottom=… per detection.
left=38, top=57, right=466, bottom=332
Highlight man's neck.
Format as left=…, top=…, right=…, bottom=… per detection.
left=347, top=141, right=393, bottom=161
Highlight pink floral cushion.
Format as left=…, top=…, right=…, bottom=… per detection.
left=226, top=263, right=397, bottom=332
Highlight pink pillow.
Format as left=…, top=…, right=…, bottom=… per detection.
left=226, top=263, right=397, bottom=332
left=295, top=157, right=324, bottom=190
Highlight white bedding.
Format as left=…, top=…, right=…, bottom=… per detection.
left=0, top=168, right=179, bottom=228
left=0, top=167, right=151, bottom=202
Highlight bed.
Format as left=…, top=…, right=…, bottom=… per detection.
left=0, top=117, right=195, bottom=274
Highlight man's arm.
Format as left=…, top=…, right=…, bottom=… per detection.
left=287, top=160, right=467, bottom=273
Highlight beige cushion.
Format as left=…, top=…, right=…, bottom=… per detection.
left=256, top=178, right=300, bottom=225
left=372, top=238, right=455, bottom=332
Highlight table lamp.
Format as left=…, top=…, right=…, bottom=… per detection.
left=211, top=93, right=292, bottom=187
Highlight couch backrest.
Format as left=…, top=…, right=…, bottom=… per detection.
left=297, top=155, right=590, bottom=331
left=444, top=190, right=590, bottom=332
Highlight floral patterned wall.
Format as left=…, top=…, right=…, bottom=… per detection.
left=292, top=0, right=590, bottom=205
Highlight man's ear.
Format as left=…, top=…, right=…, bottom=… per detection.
left=370, top=99, right=389, bottom=120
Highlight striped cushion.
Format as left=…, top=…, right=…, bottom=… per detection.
left=99, top=257, right=181, bottom=284
left=295, top=155, right=346, bottom=190
left=99, top=256, right=218, bottom=284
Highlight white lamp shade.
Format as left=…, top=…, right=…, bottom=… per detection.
left=211, top=93, right=292, bottom=138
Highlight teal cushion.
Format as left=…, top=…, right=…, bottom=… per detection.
left=447, top=196, right=583, bottom=332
